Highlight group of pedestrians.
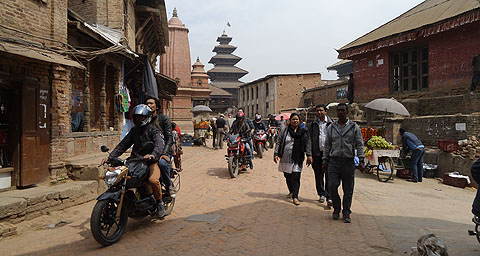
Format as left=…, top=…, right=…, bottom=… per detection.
left=273, top=103, right=365, bottom=223
left=210, top=114, right=228, bottom=149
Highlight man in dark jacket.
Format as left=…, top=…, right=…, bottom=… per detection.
left=146, top=96, right=175, bottom=196
left=308, top=104, right=333, bottom=206
left=400, top=128, right=425, bottom=183
left=323, top=103, right=364, bottom=223
left=104, top=104, right=165, bottom=217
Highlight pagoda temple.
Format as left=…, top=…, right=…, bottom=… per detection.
left=207, top=32, right=248, bottom=107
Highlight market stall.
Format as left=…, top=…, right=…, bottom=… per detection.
left=191, top=105, right=212, bottom=146
left=361, top=98, right=410, bottom=182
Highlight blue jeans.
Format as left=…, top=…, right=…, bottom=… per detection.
left=248, top=139, right=254, bottom=159
left=158, top=155, right=172, bottom=187
left=411, top=148, right=425, bottom=182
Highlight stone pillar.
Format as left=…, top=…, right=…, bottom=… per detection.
left=99, top=63, right=107, bottom=131
left=83, top=62, right=91, bottom=132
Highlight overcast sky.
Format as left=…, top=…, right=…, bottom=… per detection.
left=164, top=0, right=425, bottom=82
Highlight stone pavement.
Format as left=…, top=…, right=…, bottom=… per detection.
left=0, top=142, right=392, bottom=256
left=0, top=141, right=477, bottom=255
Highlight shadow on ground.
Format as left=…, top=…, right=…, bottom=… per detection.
left=16, top=196, right=480, bottom=256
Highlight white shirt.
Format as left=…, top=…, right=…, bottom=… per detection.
left=317, top=116, right=328, bottom=152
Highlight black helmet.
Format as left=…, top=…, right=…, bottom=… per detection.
left=133, top=104, right=152, bottom=127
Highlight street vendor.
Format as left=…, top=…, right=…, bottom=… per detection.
left=400, top=128, right=425, bottom=183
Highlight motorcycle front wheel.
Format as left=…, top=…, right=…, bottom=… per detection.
left=90, top=199, right=128, bottom=246
left=268, top=137, right=275, bottom=149
left=257, top=144, right=264, bottom=159
left=228, top=156, right=239, bottom=178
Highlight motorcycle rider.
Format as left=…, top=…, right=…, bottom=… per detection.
left=266, top=114, right=279, bottom=128
left=232, top=108, right=255, bottom=159
left=253, top=114, right=268, bottom=151
left=145, top=96, right=175, bottom=198
left=101, top=104, right=166, bottom=218
left=229, top=112, right=254, bottom=168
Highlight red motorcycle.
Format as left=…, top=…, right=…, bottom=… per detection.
left=253, top=130, right=267, bottom=158
left=225, top=134, right=250, bottom=178
left=267, top=127, right=278, bottom=149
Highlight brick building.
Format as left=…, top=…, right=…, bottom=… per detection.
left=238, top=73, right=321, bottom=119
left=337, top=0, right=480, bottom=145
left=0, top=0, right=172, bottom=189
left=159, top=9, right=211, bottom=133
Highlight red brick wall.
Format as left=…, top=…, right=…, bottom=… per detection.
left=0, top=0, right=68, bottom=46
left=352, top=21, right=480, bottom=104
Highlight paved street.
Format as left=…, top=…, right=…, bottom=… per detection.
left=0, top=141, right=478, bottom=255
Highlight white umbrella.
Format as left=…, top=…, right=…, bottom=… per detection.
left=364, top=98, right=410, bottom=116
left=191, top=105, right=212, bottom=113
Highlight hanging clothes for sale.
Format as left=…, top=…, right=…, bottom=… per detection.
left=141, top=54, right=158, bottom=100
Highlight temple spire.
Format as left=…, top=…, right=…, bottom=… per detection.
left=173, top=7, right=178, bottom=17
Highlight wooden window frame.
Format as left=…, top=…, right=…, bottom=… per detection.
left=390, top=46, right=429, bottom=93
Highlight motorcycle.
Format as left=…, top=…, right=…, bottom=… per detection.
left=267, top=127, right=278, bottom=149
left=469, top=216, right=480, bottom=243
left=253, top=129, right=267, bottom=159
left=91, top=144, right=180, bottom=246
left=225, top=134, right=251, bottom=178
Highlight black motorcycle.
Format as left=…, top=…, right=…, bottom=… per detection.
left=90, top=144, right=180, bottom=246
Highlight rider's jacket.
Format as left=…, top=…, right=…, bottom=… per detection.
left=230, top=121, right=252, bottom=140
left=151, top=114, right=173, bottom=156
left=253, top=121, right=267, bottom=131
left=109, top=123, right=164, bottom=163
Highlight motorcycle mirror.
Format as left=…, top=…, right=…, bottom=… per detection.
left=100, top=145, right=109, bottom=152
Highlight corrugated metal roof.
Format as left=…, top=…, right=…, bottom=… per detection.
left=339, top=0, right=480, bottom=51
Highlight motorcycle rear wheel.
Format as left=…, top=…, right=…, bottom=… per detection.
left=257, top=144, right=264, bottom=159
left=228, top=156, right=239, bottom=178
left=90, top=199, right=128, bottom=246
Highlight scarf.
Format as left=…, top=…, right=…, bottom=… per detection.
left=288, top=124, right=306, bottom=165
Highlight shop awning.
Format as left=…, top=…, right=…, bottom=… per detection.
left=0, top=41, right=85, bottom=69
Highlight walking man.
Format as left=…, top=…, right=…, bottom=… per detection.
left=216, top=114, right=227, bottom=149
left=308, top=104, right=333, bottom=206
left=323, top=103, right=364, bottom=223
left=400, top=128, right=425, bottom=183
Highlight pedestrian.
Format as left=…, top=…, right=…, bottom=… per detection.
left=210, top=117, right=217, bottom=149
left=216, top=114, right=227, bottom=149
left=308, top=104, right=333, bottom=206
left=400, top=128, right=425, bottom=183
left=471, top=157, right=480, bottom=217
left=323, top=103, right=364, bottom=223
left=347, top=73, right=355, bottom=104
left=471, top=53, right=480, bottom=94
left=279, top=116, right=286, bottom=127
left=274, top=113, right=312, bottom=206
left=171, top=122, right=183, bottom=172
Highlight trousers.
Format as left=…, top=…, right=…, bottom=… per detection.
left=328, top=158, right=355, bottom=215
left=284, top=172, right=301, bottom=199
left=312, top=153, right=329, bottom=199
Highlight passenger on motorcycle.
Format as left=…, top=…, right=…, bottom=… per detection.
left=229, top=112, right=254, bottom=168
left=101, top=104, right=166, bottom=218
left=145, top=96, right=175, bottom=198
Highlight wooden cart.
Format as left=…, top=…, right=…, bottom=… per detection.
left=364, top=149, right=400, bottom=182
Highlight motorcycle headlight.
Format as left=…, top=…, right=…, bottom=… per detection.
left=105, top=169, right=122, bottom=186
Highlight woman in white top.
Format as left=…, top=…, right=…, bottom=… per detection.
left=274, top=113, right=312, bottom=205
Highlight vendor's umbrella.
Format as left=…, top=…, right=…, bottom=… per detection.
left=191, top=105, right=212, bottom=113
left=364, top=98, right=410, bottom=116
left=275, top=113, right=291, bottom=121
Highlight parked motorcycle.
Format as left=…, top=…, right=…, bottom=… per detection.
left=91, top=144, right=179, bottom=246
left=225, top=134, right=250, bottom=178
left=253, top=130, right=267, bottom=159
left=267, top=127, right=278, bottom=149
left=469, top=216, right=480, bottom=243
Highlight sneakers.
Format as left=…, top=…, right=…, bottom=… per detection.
left=327, top=199, right=333, bottom=207
left=292, top=198, right=300, bottom=205
left=343, top=214, right=351, bottom=223
left=249, top=161, right=254, bottom=169
left=169, top=185, right=176, bottom=198
left=332, top=212, right=340, bottom=220
left=156, top=200, right=166, bottom=218
left=319, top=195, right=326, bottom=203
